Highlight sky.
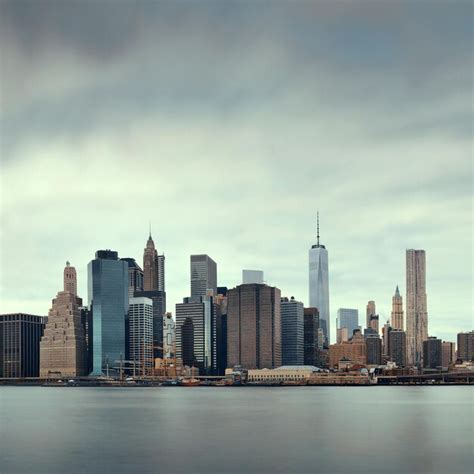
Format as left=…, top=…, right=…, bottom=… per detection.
left=0, top=0, right=472, bottom=344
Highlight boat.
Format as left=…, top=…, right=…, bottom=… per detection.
left=179, top=378, right=201, bottom=387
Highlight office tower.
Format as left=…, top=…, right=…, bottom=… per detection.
left=328, top=331, right=366, bottom=368
left=121, top=258, right=144, bottom=298
left=191, top=254, right=217, bottom=299
left=80, top=306, right=93, bottom=374
left=88, top=250, right=128, bottom=375
left=64, top=261, right=77, bottom=295
left=337, top=327, right=349, bottom=344
left=457, top=331, right=474, bottom=361
left=0, top=314, right=46, bottom=377
left=369, top=315, right=379, bottom=334
left=391, top=286, right=404, bottom=330
left=40, top=262, right=87, bottom=377
left=157, top=254, right=165, bottom=291
left=382, top=321, right=392, bottom=358
left=143, top=233, right=159, bottom=291
left=163, top=312, right=176, bottom=359
left=215, top=287, right=228, bottom=375
left=242, top=270, right=264, bottom=284
left=365, top=335, right=382, bottom=365
left=175, top=295, right=219, bottom=374
left=336, top=308, right=359, bottom=340
left=441, top=341, right=456, bottom=368
left=366, top=301, right=376, bottom=329
left=227, top=283, right=281, bottom=369
left=389, top=330, right=407, bottom=367
left=281, top=297, right=304, bottom=365
left=406, top=249, right=428, bottom=367
left=128, top=297, right=153, bottom=375
left=423, top=337, right=442, bottom=369
left=308, top=213, right=330, bottom=346
left=304, top=307, right=320, bottom=366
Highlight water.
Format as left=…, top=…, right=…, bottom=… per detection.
left=0, top=386, right=472, bottom=474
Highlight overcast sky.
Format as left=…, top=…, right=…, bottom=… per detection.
left=1, top=0, right=472, bottom=343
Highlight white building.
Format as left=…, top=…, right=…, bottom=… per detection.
left=128, top=297, right=153, bottom=374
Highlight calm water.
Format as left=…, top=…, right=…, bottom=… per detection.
left=0, top=386, right=472, bottom=474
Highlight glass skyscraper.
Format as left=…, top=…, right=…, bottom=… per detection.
left=190, top=254, right=217, bottom=300
left=336, top=308, right=359, bottom=339
left=88, top=250, right=128, bottom=375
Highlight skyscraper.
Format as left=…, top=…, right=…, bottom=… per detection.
left=309, top=213, right=330, bottom=346
left=227, top=283, right=281, bottom=369
left=391, top=286, right=404, bottom=330
left=163, top=312, right=176, bottom=360
left=441, top=341, right=456, bottom=368
left=143, top=233, right=159, bottom=291
left=121, top=258, right=144, bottom=298
left=191, top=254, right=217, bottom=299
left=406, top=249, right=428, bottom=366
left=457, top=331, right=474, bottom=361
left=423, top=337, right=441, bottom=369
left=382, top=321, right=392, bottom=358
left=281, top=297, right=304, bottom=365
left=304, top=307, right=320, bottom=366
left=88, top=250, right=129, bottom=375
left=157, top=254, right=165, bottom=291
left=40, top=262, right=87, bottom=377
left=366, top=301, right=376, bottom=329
left=365, top=335, right=382, bottom=365
left=128, top=297, right=153, bottom=375
left=336, top=308, right=359, bottom=339
left=389, top=330, right=407, bottom=367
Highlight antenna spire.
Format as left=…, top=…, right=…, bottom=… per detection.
left=149, top=221, right=151, bottom=238
left=317, top=211, right=320, bottom=246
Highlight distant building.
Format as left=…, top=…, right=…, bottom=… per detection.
left=366, top=301, right=376, bottom=329
left=369, top=314, right=379, bottom=334
left=227, top=283, right=281, bottom=369
left=88, top=250, right=129, bottom=375
left=382, top=321, right=392, bottom=358
left=40, top=262, right=87, bottom=377
left=121, top=258, right=144, bottom=298
left=328, top=331, right=366, bottom=368
left=441, top=341, right=456, bottom=368
left=163, top=312, right=175, bottom=359
left=191, top=254, right=217, bottom=299
left=391, top=286, right=404, bottom=330
left=281, top=297, right=304, bottom=365
left=128, top=297, right=153, bottom=375
left=242, top=270, right=264, bottom=284
left=143, top=233, right=159, bottom=291
left=423, top=337, right=442, bottom=369
left=157, top=254, right=165, bottom=292
left=457, top=331, right=474, bottom=362
left=365, top=335, right=382, bottom=365
left=336, top=308, right=359, bottom=340
left=175, top=296, right=219, bottom=374
left=337, top=327, right=349, bottom=344
left=389, top=329, right=406, bottom=367
left=303, top=307, right=320, bottom=366
left=406, top=249, right=428, bottom=367
left=309, top=214, right=330, bottom=346
left=0, top=313, right=46, bottom=377
left=247, top=365, right=322, bottom=383
left=215, top=287, right=228, bottom=375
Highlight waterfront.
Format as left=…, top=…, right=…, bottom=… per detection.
left=0, top=386, right=472, bottom=474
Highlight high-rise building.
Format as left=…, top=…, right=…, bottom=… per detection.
left=242, top=270, right=264, bottom=284
left=382, top=321, right=392, bottom=358
left=406, top=249, right=428, bottom=366
left=365, top=335, right=382, bottom=365
left=143, top=233, right=159, bottom=291
left=308, top=213, right=330, bottom=346
left=175, top=296, right=218, bottom=374
left=121, top=258, right=144, bottom=298
left=227, top=283, right=281, bottom=369
left=215, top=287, right=228, bottom=375
left=328, top=331, right=366, bottom=368
left=163, top=312, right=176, bottom=359
left=190, top=254, right=217, bottom=299
left=369, top=314, right=379, bottom=334
left=80, top=306, right=93, bottom=374
left=304, top=307, right=320, bottom=366
left=423, top=337, right=441, bottom=369
left=389, top=330, right=407, bottom=367
left=457, top=331, right=474, bottom=362
left=281, top=297, right=304, bottom=366
left=128, top=297, right=153, bottom=375
left=336, top=327, right=349, bottom=344
left=391, top=286, right=404, bottom=330
left=336, top=308, right=359, bottom=340
left=0, top=314, right=46, bottom=377
left=157, top=254, right=165, bottom=292
left=88, top=250, right=129, bottom=375
left=441, top=341, right=456, bottom=368
left=40, top=262, right=87, bottom=377
left=366, top=301, right=376, bottom=329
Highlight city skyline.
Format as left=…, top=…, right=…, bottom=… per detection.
left=1, top=2, right=472, bottom=345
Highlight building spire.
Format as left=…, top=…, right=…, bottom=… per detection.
left=395, top=285, right=400, bottom=297
left=317, top=211, right=320, bottom=246
left=149, top=221, right=152, bottom=239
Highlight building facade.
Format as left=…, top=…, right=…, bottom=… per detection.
left=163, top=312, right=176, bottom=359
left=328, top=332, right=366, bottom=368
left=441, top=341, right=456, bottom=368
left=366, top=301, right=376, bottom=329
left=121, top=258, right=144, bottom=298
left=457, top=331, right=474, bottom=362
left=128, top=297, right=153, bottom=375
left=308, top=214, right=330, bottom=346
left=406, top=249, right=428, bottom=366
left=88, top=250, right=129, bottom=375
left=281, top=297, right=304, bottom=366
left=391, top=286, right=404, bottom=330
left=423, top=337, right=441, bottom=369
left=227, top=283, right=281, bottom=369
left=336, top=308, right=359, bottom=340
left=365, top=335, right=382, bottom=365
left=190, top=254, right=217, bottom=299
left=303, top=307, right=320, bottom=366
left=0, top=313, right=46, bottom=377
left=389, top=329, right=407, bottom=367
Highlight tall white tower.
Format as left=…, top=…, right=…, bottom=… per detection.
left=309, top=213, right=330, bottom=346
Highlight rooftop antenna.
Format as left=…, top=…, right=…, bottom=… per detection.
left=149, top=221, right=152, bottom=238
left=317, top=211, right=320, bottom=246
